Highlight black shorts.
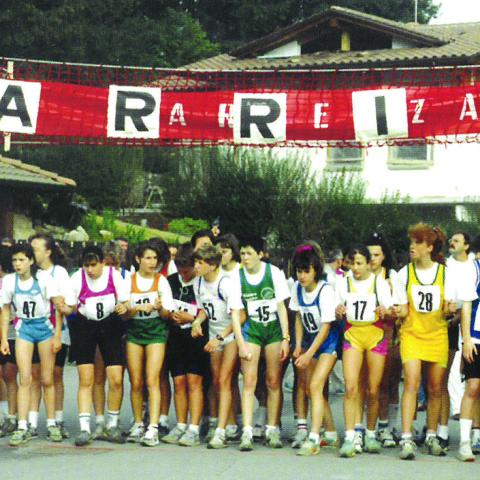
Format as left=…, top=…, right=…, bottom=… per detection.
left=167, top=326, right=208, bottom=378
left=69, top=314, right=125, bottom=367
left=448, top=323, right=459, bottom=351
left=463, top=347, right=480, bottom=380
left=0, top=340, right=16, bottom=365
left=32, top=343, right=69, bottom=367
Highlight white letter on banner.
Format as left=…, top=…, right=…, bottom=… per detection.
left=352, top=89, right=408, bottom=141
left=107, top=86, right=161, bottom=138
left=0, top=80, right=41, bottom=134
left=169, top=103, right=186, bottom=126
left=314, top=103, right=329, bottom=129
left=233, top=93, right=286, bottom=144
left=410, top=99, right=425, bottom=124
left=218, top=104, right=234, bottom=128
left=460, top=93, right=478, bottom=121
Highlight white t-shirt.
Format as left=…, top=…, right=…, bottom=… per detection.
left=289, top=280, right=336, bottom=327
left=0, top=270, right=60, bottom=320
left=336, top=274, right=393, bottom=308
left=70, top=267, right=130, bottom=319
left=126, top=273, right=176, bottom=314
left=446, top=256, right=477, bottom=308
left=394, top=263, right=455, bottom=305
left=239, top=262, right=290, bottom=303
left=220, top=263, right=240, bottom=279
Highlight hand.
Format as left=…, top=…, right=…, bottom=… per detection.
left=279, top=339, right=290, bottom=361
left=0, top=339, right=10, bottom=356
left=191, top=321, right=203, bottom=338
left=115, top=303, right=127, bottom=315
left=138, top=303, right=155, bottom=315
left=238, top=344, right=252, bottom=361
left=172, top=311, right=193, bottom=325
left=445, top=300, right=457, bottom=315
left=335, top=305, right=346, bottom=319
left=463, top=339, right=477, bottom=364
left=204, top=338, right=220, bottom=353
left=153, top=298, right=162, bottom=311
left=292, top=345, right=303, bottom=359
left=57, top=302, right=71, bottom=315
left=294, top=352, right=312, bottom=369
left=376, top=305, right=387, bottom=320
left=52, top=335, right=62, bottom=354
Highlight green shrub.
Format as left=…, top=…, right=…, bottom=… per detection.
left=168, top=217, right=209, bottom=236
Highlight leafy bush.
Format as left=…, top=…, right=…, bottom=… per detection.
left=168, top=217, right=209, bottom=236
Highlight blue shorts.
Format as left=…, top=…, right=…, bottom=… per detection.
left=16, top=318, right=54, bottom=344
left=301, top=324, right=340, bottom=359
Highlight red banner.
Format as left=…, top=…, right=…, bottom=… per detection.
left=1, top=70, right=480, bottom=146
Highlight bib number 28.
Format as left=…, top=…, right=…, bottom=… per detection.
left=417, top=291, right=433, bottom=312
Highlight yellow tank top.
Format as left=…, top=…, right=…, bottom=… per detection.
left=404, top=262, right=446, bottom=337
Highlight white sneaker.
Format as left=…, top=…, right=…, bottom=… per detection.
left=353, top=431, right=363, bottom=454
left=141, top=427, right=159, bottom=447
left=208, top=431, right=228, bottom=449
left=127, top=424, right=145, bottom=443
left=457, top=441, right=475, bottom=462
left=291, top=428, right=308, bottom=449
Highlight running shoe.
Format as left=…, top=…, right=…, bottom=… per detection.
left=319, top=432, right=339, bottom=448
left=378, top=428, right=396, bottom=448
left=161, top=426, right=186, bottom=445
left=107, top=426, right=126, bottom=444
left=178, top=429, right=201, bottom=447
left=472, top=438, right=480, bottom=454
left=457, top=441, right=475, bottom=462
left=158, top=424, right=169, bottom=438
left=291, top=428, right=308, bottom=449
left=28, top=425, right=38, bottom=439
left=438, top=436, right=449, bottom=451
left=46, top=424, right=63, bottom=442
left=225, top=426, right=241, bottom=443
left=0, top=417, right=16, bottom=437
left=239, top=431, right=254, bottom=452
left=127, top=423, right=145, bottom=443
left=363, top=435, right=381, bottom=453
left=424, top=436, right=446, bottom=457
left=339, top=440, right=356, bottom=458
left=141, top=427, right=159, bottom=447
left=252, top=423, right=265, bottom=442
left=353, top=431, right=363, bottom=454
left=9, top=429, right=31, bottom=447
left=208, top=432, right=228, bottom=449
left=57, top=422, right=70, bottom=439
left=75, top=430, right=93, bottom=447
left=265, top=429, right=283, bottom=448
left=92, top=423, right=108, bottom=440
left=297, top=438, right=320, bottom=456
left=399, top=439, right=416, bottom=460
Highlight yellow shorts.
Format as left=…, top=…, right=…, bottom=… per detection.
left=400, top=331, right=448, bottom=368
left=343, top=324, right=387, bottom=356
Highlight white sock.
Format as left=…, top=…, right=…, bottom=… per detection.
left=437, top=424, right=448, bottom=440
left=79, top=413, right=91, bottom=433
left=177, top=423, right=187, bottom=432
left=388, top=404, right=399, bottom=428
left=460, top=419, right=473, bottom=443
left=265, top=424, right=277, bottom=434
left=472, top=428, right=480, bottom=443
left=55, top=411, right=64, bottom=423
left=28, top=411, right=39, bottom=429
left=257, top=406, right=267, bottom=425
left=18, top=419, right=28, bottom=431
left=96, top=414, right=105, bottom=425
left=345, top=430, right=355, bottom=442
left=401, top=432, right=412, bottom=440
left=47, top=418, right=56, bottom=427
left=243, top=425, right=253, bottom=437
left=426, top=431, right=435, bottom=441
left=106, top=410, right=119, bottom=429
left=296, top=418, right=307, bottom=429
left=308, top=431, right=320, bottom=443
left=215, top=427, right=225, bottom=437
left=159, top=415, right=169, bottom=427
left=366, top=429, right=376, bottom=439
left=132, top=421, right=143, bottom=429
left=188, top=424, right=199, bottom=434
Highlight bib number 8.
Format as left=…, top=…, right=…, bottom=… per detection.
left=418, top=291, right=433, bottom=312
left=96, top=303, right=104, bottom=320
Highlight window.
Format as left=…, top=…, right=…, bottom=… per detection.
left=388, top=144, right=433, bottom=169
left=326, top=145, right=365, bottom=171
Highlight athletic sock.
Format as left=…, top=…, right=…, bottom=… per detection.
left=366, top=429, right=376, bottom=439
left=460, top=419, right=473, bottom=443
left=378, top=420, right=389, bottom=430
left=47, top=418, right=56, bottom=427
left=55, top=411, right=64, bottom=423
left=95, top=414, right=105, bottom=426
left=296, top=419, right=307, bottom=430
left=437, top=424, right=449, bottom=440
left=215, top=427, right=226, bottom=437
left=18, top=420, right=28, bottom=431
left=308, top=432, right=320, bottom=443
left=28, top=411, right=39, bottom=429
left=401, top=432, right=412, bottom=441
left=243, top=425, right=253, bottom=438
left=265, top=424, right=277, bottom=435
left=426, top=431, right=436, bottom=441
left=106, top=410, right=120, bottom=429
left=79, top=413, right=91, bottom=433
left=345, top=430, right=355, bottom=442
left=188, top=424, right=200, bottom=434
left=177, top=423, right=187, bottom=432
left=354, top=423, right=365, bottom=434
left=159, top=415, right=169, bottom=427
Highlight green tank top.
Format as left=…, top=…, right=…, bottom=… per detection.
left=239, top=263, right=279, bottom=323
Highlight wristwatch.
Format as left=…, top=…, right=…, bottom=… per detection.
left=216, top=334, right=224, bottom=342
left=282, top=334, right=290, bottom=342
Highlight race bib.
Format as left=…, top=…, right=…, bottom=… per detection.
left=131, top=292, right=159, bottom=319
left=411, top=285, right=441, bottom=313
left=15, top=292, right=48, bottom=320
left=84, top=294, right=116, bottom=321
left=247, top=299, right=278, bottom=323
left=346, top=293, right=377, bottom=323
left=174, top=299, right=198, bottom=317
left=300, top=305, right=321, bottom=333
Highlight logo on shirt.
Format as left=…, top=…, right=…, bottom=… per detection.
left=260, top=287, right=275, bottom=300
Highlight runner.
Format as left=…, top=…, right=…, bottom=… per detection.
left=232, top=236, right=290, bottom=451
left=163, top=243, right=208, bottom=446
left=191, top=245, right=243, bottom=449
left=290, top=244, right=340, bottom=456
left=69, top=245, right=130, bottom=447
left=0, top=244, right=64, bottom=446
left=393, top=223, right=456, bottom=460
left=125, top=242, right=175, bottom=447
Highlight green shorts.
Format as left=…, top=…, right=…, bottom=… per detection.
left=127, top=317, right=169, bottom=345
left=242, top=318, right=282, bottom=347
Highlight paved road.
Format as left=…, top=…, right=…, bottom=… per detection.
left=0, top=365, right=474, bottom=480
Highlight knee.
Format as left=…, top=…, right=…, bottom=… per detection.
left=344, top=383, right=358, bottom=399
left=188, top=377, right=203, bottom=392
left=174, top=377, right=187, bottom=392
left=242, top=373, right=257, bottom=392
left=403, top=376, right=420, bottom=393
left=146, top=374, right=159, bottom=390
left=19, top=373, right=32, bottom=388
left=367, top=386, right=380, bottom=400
left=427, top=382, right=442, bottom=399
left=466, top=383, right=480, bottom=400
left=266, top=374, right=280, bottom=392
left=41, top=372, right=54, bottom=388
left=79, top=375, right=94, bottom=389
left=218, top=373, right=232, bottom=391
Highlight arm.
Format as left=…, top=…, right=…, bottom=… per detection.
left=0, top=305, right=11, bottom=355
left=295, top=323, right=331, bottom=369
left=461, top=301, right=477, bottom=363
left=204, top=308, right=242, bottom=353
left=232, top=306, right=251, bottom=360
left=52, top=309, right=62, bottom=353
left=191, top=309, right=208, bottom=338
left=292, top=313, right=303, bottom=359
left=277, top=300, right=290, bottom=361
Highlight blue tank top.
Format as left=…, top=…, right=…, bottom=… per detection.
left=470, top=260, right=480, bottom=341
left=14, top=274, right=50, bottom=321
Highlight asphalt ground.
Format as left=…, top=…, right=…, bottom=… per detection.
left=0, top=364, right=476, bottom=480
